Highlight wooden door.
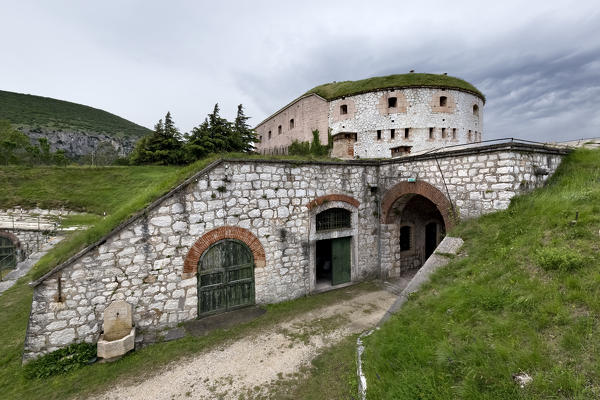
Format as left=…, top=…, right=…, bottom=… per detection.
left=198, top=239, right=255, bottom=317
left=331, top=237, right=351, bottom=286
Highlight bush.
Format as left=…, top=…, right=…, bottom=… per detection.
left=24, top=342, right=96, bottom=379
left=536, top=247, right=587, bottom=272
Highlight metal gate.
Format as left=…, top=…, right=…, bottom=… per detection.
left=0, top=236, right=17, bottom=277
left=198, top=239, right=255, bottom=317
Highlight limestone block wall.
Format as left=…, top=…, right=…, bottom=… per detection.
left=328, top=88, right=484, bottom=158
left=24, top=145, right=567, bottom=361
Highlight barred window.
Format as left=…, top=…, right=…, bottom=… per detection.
left=316, top=208, right=351, bottom=231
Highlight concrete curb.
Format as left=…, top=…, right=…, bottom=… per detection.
left=357, top=236, right=464, bottom=399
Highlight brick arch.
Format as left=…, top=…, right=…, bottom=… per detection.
left=380, top=181, right=455, bottom=229
left=0, top=230, right=21, bottom=248
left=307, top=194, right=360, bottom=210
left=182, top=226, right=266, bottom=279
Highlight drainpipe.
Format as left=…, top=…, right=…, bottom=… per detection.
left=376, top=164, right=383, bottom=280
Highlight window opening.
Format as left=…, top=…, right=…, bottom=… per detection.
left=468, top=130, right=472, bottom=142
left=441, top=128, right=446, bottom=138
left=278, top=125, right=282, bottom=135
left=340, top=104, right=348, bottom=115
left=429, top=127, right=434, bottom=139
left=404, top=128, right=410, bottom=139
left=289, top=119, right=294, bottom=130
left=390, top=129, right=395, bottom=139
left=316, top=208, right=352, bottom=232
left=473, top=104, right=479, bottom=116
left=439, top=96, right=447, bottom=107
left=259, top=135, right=262, bottom=142
left=400, top=226, right=411, bottom=251
left=268, top=131, right=272, bottom=140
left=452, top=128, right=456, bottom=139
left=388, top=97, right=397, bottom=108
left=377, top=130, right=382, bottom=140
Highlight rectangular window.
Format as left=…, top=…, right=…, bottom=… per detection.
left=377, top=130, right=382, bottom=140
left=400, top=226, right=411, bottom=251
left=404, top=128, right=410, bottom=139
left=278, top=125, right=282, bottom=135
left=289, top=119, right=294, bottom=130
left=468, top=130, right=472, bottom=142
left=340, top=104, right=348, bottom=115
left=452, top=128, right=456, bottom=139
left=268, top=131, right=272, bottom=140
left=388, top=97, right=397, bottom=108
left=441, top=128, right=446, bottom=138
left=390, top=129, right=395, bottom=139
left=429, top=127, right=434, bottom=139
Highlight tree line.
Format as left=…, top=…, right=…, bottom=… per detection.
left=130, top=104, right=258, bottom=165
left=0, top=120, right=68, bottom=166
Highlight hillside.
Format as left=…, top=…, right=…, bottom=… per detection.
left=305, top=73, right=485, bottom=101
left=0, top=90, right=152, bottom=159
left=362, top=149, right=600, bottom=399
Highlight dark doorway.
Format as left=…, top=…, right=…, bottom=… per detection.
left=315, top=237, right=351, bottom=288
left=425, top=222, right=438, bottom=259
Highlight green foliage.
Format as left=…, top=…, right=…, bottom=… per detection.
left=0, top=120, right=69, bottom=166
left=362, top=148, right=600, bottom=399
left=130, top=112, right=186, bottom=165
left=536, top=247, right=588, bottom=272
left=0, top=90, right=151, bottom=138
left=306, top=73, right=485, bottom=101
left=288, top=130, right=331, bottom=157
left=23, top=342, right=96, bottom=379
left=233, top=104, right=259, bottom=153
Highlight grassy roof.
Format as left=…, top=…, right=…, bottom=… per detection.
left=305, top=73, right=485, bottom=102
left=0, top=90, right=152, bottom=138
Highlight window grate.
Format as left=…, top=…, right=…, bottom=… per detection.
left=316, top=208, right=351, bottom=232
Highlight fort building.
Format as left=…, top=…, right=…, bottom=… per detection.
left=255, top=73, right=485, bottom=159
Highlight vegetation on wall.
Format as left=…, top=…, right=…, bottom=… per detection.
left=288, top=130, right=332, bottom=157
left=0, top=120, right=68, bottom=166
left=362, top=148, right=600, bottom=399
left=0, top=90, right=152, bottom=138
left=306, top=73, right=485, bottom=102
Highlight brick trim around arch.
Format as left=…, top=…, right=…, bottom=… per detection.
left=182, top=226, right=266, bottom=279
left=307, top=194, right=360, bottom=210
left=380, top=181, right=455, bottom=229
left=0, top=230, right=21, bottom=248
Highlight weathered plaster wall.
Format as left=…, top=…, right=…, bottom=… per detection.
left=24, top=145, right=565, bottom=361
left=329, top=88, right=484, bottom=158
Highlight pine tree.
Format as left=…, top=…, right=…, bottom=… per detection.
left=130, top=112, right=185, bottom=165
left=233, top=104, right=258, bottom=153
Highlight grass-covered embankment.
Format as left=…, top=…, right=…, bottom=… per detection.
left=363, top=148, right=600, bottom=399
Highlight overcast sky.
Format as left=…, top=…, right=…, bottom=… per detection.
left=1, top=1, right=598, bottom=142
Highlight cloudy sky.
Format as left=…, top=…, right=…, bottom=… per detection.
left=1, top=0, right=598, bottom=142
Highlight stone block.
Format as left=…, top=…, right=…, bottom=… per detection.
left=97, top=327, right=135, bottom=360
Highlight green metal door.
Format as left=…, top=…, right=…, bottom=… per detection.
left=198, top=239, right=255, bottom=317
left=331, top=237, right=351, bottom=285
left=0, top=236, right=16, bottom=273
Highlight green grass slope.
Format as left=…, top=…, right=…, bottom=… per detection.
left=0, top=90, right=152, bottom=138
left=363, top=149, right=600, bottom=399
left=306, top=73, right=485, bottom=101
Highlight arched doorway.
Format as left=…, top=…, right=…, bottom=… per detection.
left=198, top=239, right=255, bottom=317
left=389, top=194, right=446, bottom=274
left=0, top=234, right=17, bottom=274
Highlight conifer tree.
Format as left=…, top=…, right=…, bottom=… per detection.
left=233, top=104, right=258, bottom=153
left=131, top=112, right=185, bottom=165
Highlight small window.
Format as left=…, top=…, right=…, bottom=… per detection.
left=468, top=130, right=472, bottom=142
left=429, top=127, right=434, bottom=139
left=278, top=125, right=282, bottom=135
left=268, top=131, right=272, bottom=140
left=340, top=104, right=348, bottom=115
left=473, top=104, right=479, bottom=116
left=316, top=208, right=352, bottom=232
left=388, top=97, right=397, bottom=108
left=377, top=130, right=382, bottom=140
left=439, top=96, right=447, bottom=107
left=404, top=128, right=410, bottom=139
left=289, top=119, right=294, bottom=130
left=390, top=129, right=395, bottom=139
left=441, top=128, right=446, bottom=138
left=452, top=128, right=456, bottom=139
left=400, top=226, right=411, bottom=251
left=259, top=135, right=262, bottom=142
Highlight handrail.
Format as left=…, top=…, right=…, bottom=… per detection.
left=418, top=137, right=572, bottom=156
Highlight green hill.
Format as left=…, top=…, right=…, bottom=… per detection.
left=306, top=73, right=485, bottom=102
left=363, top=149, right=600, bottom=398
left=0, top=90, right=152, bottom=138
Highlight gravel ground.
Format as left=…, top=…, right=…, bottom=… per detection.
left=92, top=288, right=396, bottom=400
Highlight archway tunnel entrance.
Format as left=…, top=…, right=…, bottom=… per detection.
left=388, top=194, right=446, bottom=275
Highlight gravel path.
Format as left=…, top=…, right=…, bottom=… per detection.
left=93, top=288, right=396, bottom=400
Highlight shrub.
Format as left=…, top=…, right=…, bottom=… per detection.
left=23, top=342, right=96, bottom=379
left=536, top=247, right=587, bottom=272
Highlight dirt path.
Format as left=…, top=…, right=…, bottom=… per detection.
left=93, top=288, right=396, bottom=400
